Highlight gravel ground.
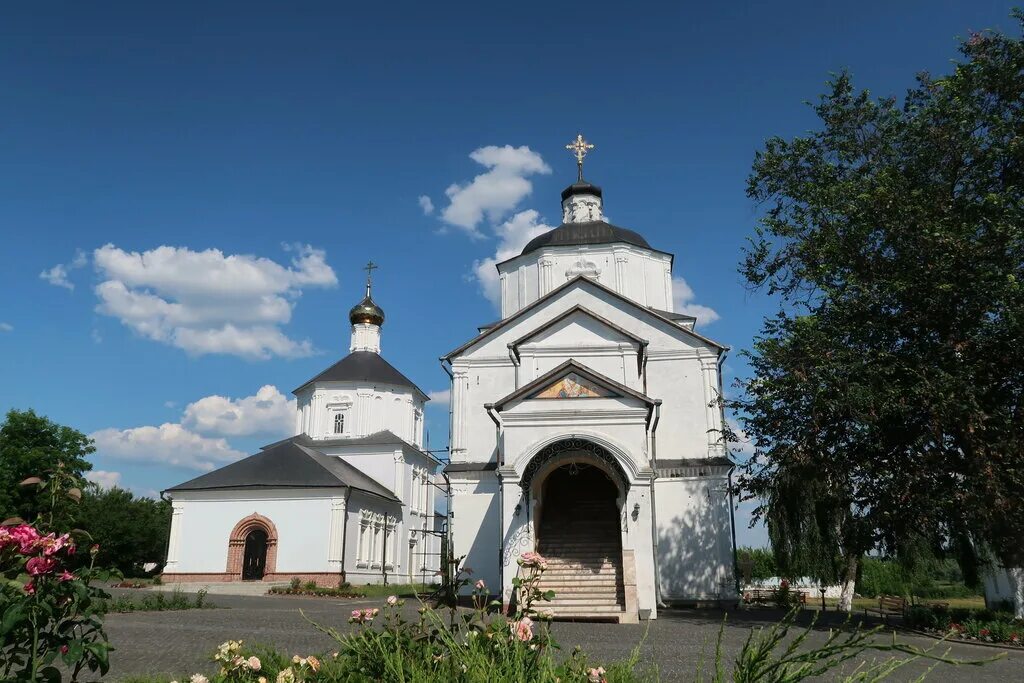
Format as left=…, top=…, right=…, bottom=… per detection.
left=100, top=591, right=1023, bottom=682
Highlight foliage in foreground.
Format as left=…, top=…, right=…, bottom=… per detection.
left=1, top=524, right=114, bottom=682
left=125, top=559, right=998, bottom=683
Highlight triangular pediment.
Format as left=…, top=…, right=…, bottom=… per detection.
left=443, top=276, right=724, bottom=362
left=492, top=359, right=655, bottom=411
left=528, top=371, right=618, bottom=399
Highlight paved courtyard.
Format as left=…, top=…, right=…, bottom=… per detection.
left=101, top=590, right=1023, bottom=682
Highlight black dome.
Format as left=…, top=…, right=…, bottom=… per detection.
left=520, top=220, right=652, bottom=255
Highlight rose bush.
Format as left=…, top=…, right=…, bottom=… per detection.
left=1, top=522, right=116, bottom=681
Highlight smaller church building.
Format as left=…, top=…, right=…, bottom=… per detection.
left=162, top=280, right=442, bottom=587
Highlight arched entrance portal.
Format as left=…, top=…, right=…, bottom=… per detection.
left=528, top=443, right=627, bottom=619
left=227, top=513, right=279, bottom=580
left=241, top=529, right=268, bottom=580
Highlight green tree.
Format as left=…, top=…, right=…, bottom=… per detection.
left=0, top=409, right=93, bottom=529
left=734, top=13, right=1024, bottom=615
left=76, top=485, right=172, bottom=576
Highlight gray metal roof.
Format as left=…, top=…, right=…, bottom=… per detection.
left=164, top=436, right=399, bottom=501
left=520, top=220, right=653, bottom=255
left=293, top=351, right=428, bottom=398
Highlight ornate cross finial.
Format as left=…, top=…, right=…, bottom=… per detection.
left=566, top=133, right=595, bottom=181
left=363, top=260, right=378, bottom=296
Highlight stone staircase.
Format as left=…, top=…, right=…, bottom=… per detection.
left=536, top=500, right=627, bottom=622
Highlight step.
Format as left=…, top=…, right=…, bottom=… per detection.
left=540, top=575, right=620, bottom=584
left=546, top=597, right=623, bottom=607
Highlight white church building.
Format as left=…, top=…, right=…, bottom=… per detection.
left=161, top=137, right=737, bottom=622
left=442, top=137, right=738, bottom=622
left=162, top=279, right=443, bottom=587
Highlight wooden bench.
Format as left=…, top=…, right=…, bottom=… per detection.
left=864, top=595, right=907, bottom=622
left=742, top=587, right=808, bottom=605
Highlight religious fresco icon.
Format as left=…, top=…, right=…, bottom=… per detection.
left=531, top=372, right=614, bottom=399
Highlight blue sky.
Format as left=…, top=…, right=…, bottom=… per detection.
left=0, top=1, right=1016, bottom=547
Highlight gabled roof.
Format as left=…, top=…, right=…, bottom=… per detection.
left=260, top=430, right=442, bottom=466
left=293, top=351, right=428, bottom=400
left=442, top=275, right=725, bottom=361
left=648, top=307, right=696, bottom=324
left=507, top=304, right=648, bottom=360
left=164, top=436, right=398, bottom=501
left=491, top=359, right=659, bottom=411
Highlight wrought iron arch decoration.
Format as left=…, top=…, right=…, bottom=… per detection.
left=520, top=438, right=629, bottom=493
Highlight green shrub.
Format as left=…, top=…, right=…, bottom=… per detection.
left=290, top=577, right=302, bottom=590
left=737, top=546, right=777, bottom=582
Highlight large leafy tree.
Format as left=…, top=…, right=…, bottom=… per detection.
left=0, top=409, right=93, bottom=529
left=76, top=485, right=172, bottom=575
left=735, top=14, right=1024, bottom=614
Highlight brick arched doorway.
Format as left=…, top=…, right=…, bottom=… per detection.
left=227, top=514, right=279, bottom=580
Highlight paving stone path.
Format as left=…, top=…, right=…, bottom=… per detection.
left=101, top=591, right=1024, bottom=682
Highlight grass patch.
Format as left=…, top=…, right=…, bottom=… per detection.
left=100, top=588, right=215, bottom=613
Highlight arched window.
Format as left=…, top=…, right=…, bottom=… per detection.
left=334, top=412, right=345, bottom=434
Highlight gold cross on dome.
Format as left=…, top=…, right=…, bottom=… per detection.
left=363, top=260, right=378, bottom=295
left=566, top=133, right=595, bottom=181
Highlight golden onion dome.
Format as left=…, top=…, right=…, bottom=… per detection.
left=349, top=295, right=385, bottom=326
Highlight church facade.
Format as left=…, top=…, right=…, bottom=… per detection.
left=162, top=281, right=443, bottom=587
left=443, top=146, right=738, bottom=621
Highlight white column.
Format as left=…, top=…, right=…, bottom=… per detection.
left=393, top=450, right=406, bottom=502
left=328, top=497, right=347, bottom=567
left=499, top=476, right=529, bottom=610
left=451, top=368, right=469, bottom=456
left=165, top=503, right=184, bottom=568
left=499, top=272, right=509, bottom=318
left=614, top=250, right=629, bottom=299
left=700, top=357, right=725, bottom=456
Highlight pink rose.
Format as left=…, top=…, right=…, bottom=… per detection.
left=24, top=581, right=35, bottom=595
left=519, top=551, right=548, bottom=569
left=350, top=610, right=361, bottom=618
left=587, top=666, right=607, bottom=682
left=386, top=595, right=398, bottom=606
left=26, top=556, right=58, bottom=576
left=10, top=525, right=41, bottom=554
left=59, top=570, right=74, bottom=582
left=474, top=579, right=486, bottom=590
left=510, top=616, right=533, bottom=642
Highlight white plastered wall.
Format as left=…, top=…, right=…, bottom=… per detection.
left=165, top=489, right=340, bottom=574
left=654, top=475, right=737, bottom=601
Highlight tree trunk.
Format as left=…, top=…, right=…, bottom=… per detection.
left=1011, top=567, right=1024, bottom=620
left=837, top=553, right=859, bottom=613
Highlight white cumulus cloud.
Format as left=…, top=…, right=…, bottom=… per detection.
left=418, top=195, right=434, bottom=215
left=0, top=322, right=12, bottom=332
left=91, top=423, right=248, bottom=472
left=40, top=249, right=88, bottom=291
left=92, top=244, right=337, bottom=359
left=472, top=210, right=554, bottom=308
left=85, top=470, right=123, bottom=489
left=183, top=385, right=295, bottom=437
left=440, top=145, right=550, bottom=238
left=91, top=385, right=297, bottom=472
left=672, top=276, right=720, bottom=325
left=427, top=389, right=451, bottom=405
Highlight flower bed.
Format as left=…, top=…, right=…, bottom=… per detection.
left=268, top=586, right=367, bottom=599
left=905, top=604, right=1023, bottom=647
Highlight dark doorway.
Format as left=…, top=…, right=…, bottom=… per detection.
left=242, top=529, right=268, bottom=580
left=535, top=462, right=626, bottom=618
left=537, top=464, right=621, bottom=555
